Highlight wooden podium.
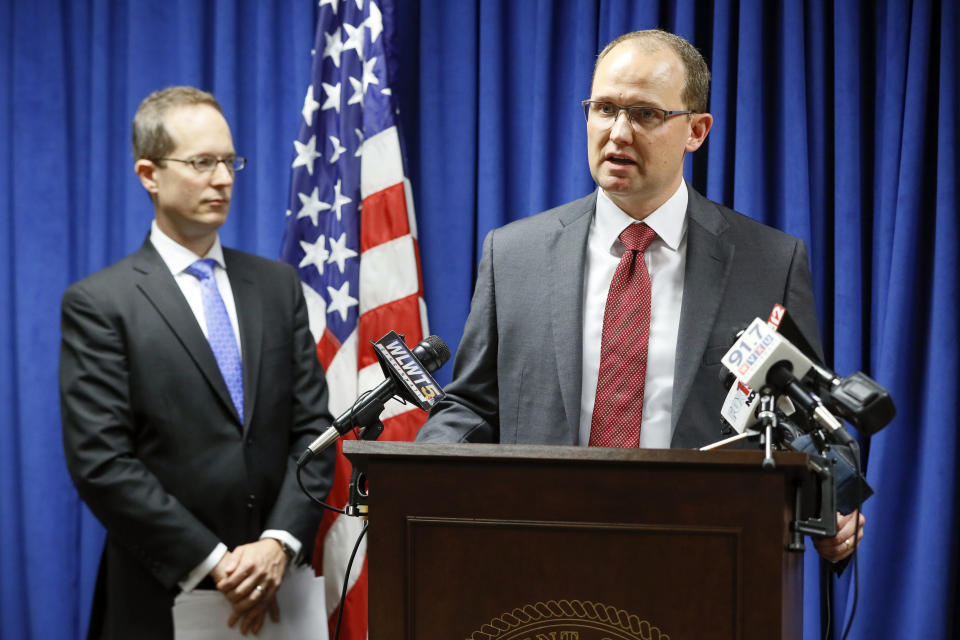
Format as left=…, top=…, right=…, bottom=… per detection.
left=342, top=441, right=812, bottom=640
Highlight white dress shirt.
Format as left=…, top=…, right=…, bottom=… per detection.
left=579, top=182, right=688, bottom=449
left=149, top=222, right=301, bottom=591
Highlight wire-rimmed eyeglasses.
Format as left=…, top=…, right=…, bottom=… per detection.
left=581, top=100, right=695, bottom=130
left=155, top=155, right=247, bottom=173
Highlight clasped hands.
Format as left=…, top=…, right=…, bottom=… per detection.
left=210, top=538, right=290, bottom=635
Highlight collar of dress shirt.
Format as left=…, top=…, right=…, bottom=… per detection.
left=595, top=181, right=689, bottom=254
left=149, top=220, right=227, bottom=275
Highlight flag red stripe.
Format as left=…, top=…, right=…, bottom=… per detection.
left=360, top=182, right=409, bottom=251
left=379, top=408, right=430, bottom=442
left=326, top=555, right=369, bottom=640
left=412, top=237, right=425, bottom=297
left=316, top=328, right=343, bottom=371
left=357, top=293, right=425, bottom=370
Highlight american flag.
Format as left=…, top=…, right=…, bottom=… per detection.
left=280, top=0, right=428, bottom=637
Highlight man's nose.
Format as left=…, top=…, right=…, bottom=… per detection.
left=609, top=109, right=634, bottom=143
left=210, top=161, right=234, bottom=185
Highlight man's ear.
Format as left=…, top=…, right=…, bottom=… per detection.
left=685, top=112, right=713, bottom=152
left=134, top=158, right=160, bottom=195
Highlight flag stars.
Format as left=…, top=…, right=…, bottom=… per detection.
left=296, top=187, right=331, bottom=226
left=329, top=179, right=353, bottom=221
left=299, top=235, right=330, bottom=274
left=328, top=136, right=346, bottom=163
left=347, top=76, right=364, bottom=107
left=323, top=27, right=344, bottom=67
left=302, top=85, right=320, bottom=125
left=361, top=57, right=380, bottom=94
left=342, top=22, right=365, bottom=59
left=366, top=2, right=383, bottom=42
left=321, top=82, right=341, bottom=113
left=292, top=135, right=322, bottom=175
left=327, top=232, right=358, bottom=274
left=354, top=128, right=364, bottom=157
left=326, top=281, right=358, bottom=322
left=319, top=0, right=338, bottom=15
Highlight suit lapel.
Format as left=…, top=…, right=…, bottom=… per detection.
left=223, top=250, right=262, bottom=431
left=550, top=193, right=596, bottom=442
left=671, top=187, right=734, bottom=432
left=132, top=241, right=244, bottom=427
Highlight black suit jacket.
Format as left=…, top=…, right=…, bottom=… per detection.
left=60, top=239, right=335, bottom=638
left=417, top=185, right=822, bottom=447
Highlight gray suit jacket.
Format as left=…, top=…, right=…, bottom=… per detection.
left=417, top=185, right=822, bottom=448
left=60, top=239, right=336, bottom=639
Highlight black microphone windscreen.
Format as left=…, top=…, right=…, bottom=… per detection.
left=718, top=366, right=736, bottom=389
left=414, top=335, right=451, bottom=372
left=776, top=308, right=820, bottom=363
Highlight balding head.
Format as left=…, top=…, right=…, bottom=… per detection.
left=593, top=30, right=711, bottom=114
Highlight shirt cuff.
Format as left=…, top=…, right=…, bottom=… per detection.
left=179, top=542, right=227, bottom=592
left=260, top=530, right=302, bottom=562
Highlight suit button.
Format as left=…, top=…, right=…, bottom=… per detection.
left=247, top=493, right=256, bottom=509
left=246, top=437, right=254, bottom=446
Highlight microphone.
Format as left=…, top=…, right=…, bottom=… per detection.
left=299, top=332, right=450, bottom=464
left=718, top=369, right=798, bottom=435
left=768, top=304, right=895, bottom=435
left=721, top=318, right=854, bottom=445
left=820, top=372, right=895, bottom=436
left=766, top=361, right=853, bottom=444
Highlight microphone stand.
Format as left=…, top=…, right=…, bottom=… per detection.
left=701, top=390, right=839, bottom=547
left=344, top=416, right=385, bottom=518
left=757, top=390, right=778, bottom=470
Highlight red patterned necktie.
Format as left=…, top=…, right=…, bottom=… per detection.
left=589, top=223, right=658, bottom=447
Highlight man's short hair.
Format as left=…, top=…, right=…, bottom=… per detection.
left=132, top=86, right=222, bottom=162
left=594, top=29, right=711, bottom=114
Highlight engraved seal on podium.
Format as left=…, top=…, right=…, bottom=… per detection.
left=467, top=599, right=669, bottom=640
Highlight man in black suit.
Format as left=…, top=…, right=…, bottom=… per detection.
left=416, top=30, right=863, bottom=563
left=60, top=87, right=335, bottom=638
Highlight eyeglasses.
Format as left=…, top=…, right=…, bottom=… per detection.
left=155, top=155, right=247, bottom=173
left=581, top=100, right=694, bottom=130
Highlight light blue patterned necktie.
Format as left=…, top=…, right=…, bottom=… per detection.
left=185, top=259, right=244, bottom=420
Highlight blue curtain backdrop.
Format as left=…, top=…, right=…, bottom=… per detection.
left=1, top=1, right=956, bottom=638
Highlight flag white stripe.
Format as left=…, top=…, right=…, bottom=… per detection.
left=358, top=235, right=420, bottom=312
left=302, top=282, right=328, bottom=344
left=325, top=331, right=359, bottom=416
left=322, top=512, right=368, bottom=615
left=360, top=126, right=405, bottom=197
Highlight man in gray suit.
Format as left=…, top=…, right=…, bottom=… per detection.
left=416, top=30, right=862, bottom=563
left=60, top=87, right=335, bottom=637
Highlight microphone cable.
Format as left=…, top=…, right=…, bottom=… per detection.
left=333, top=520, right=369, bottom=640
left=840, top=441, right=864, bottom=640
left=821, top=440, right=864, bottom=640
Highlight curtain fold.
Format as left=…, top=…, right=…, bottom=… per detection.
left=2, top=1, right=956, bottom=638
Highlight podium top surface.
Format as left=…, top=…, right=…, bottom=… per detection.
left=343, top=440, right=809, bottom=471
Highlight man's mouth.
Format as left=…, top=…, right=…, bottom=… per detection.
left=605, top=154, right=636, bottom=166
